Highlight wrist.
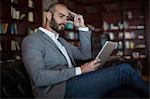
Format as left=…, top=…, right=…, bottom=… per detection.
left=78, top=26, right=89, bottom=31
left=75, top=67, right=82, bottom=75
left=80, top=24, right=85, bottom=28
left=80, top=64, right=86, bottom=73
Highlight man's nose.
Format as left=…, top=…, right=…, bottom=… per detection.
left=63, top=19, right=67, bottom=24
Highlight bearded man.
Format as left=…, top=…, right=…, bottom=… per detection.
left=22, top=3, right=149, bottom=98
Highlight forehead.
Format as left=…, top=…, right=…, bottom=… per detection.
left=55, top=5, right=69, bottom=16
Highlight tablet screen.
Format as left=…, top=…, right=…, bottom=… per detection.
left=96, top=41, right=117, bottom=66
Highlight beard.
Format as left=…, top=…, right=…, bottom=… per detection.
left=49, top=17, right=65, bottom=32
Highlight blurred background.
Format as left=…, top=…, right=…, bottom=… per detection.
left=0, top=0, right=149, bottom=97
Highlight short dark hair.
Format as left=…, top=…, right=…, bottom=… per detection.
left=47, top=3, right=66, bottom=14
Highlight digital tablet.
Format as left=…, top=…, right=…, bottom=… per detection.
left=96, top=41, right=117, bottom=67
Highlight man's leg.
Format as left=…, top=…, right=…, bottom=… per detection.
left=65, top=63, right=149, bottom=98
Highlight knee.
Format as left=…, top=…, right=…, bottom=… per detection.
left=118, top=63, right=134, bottom=73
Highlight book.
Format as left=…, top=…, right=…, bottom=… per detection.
left=11, top=40, right=16, bottom=51
left=0, top=43, right=2, bottom=51
left=2, top=23, right=8, bottom=33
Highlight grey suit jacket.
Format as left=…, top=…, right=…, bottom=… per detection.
left=21, top=29, right=91, bottom=98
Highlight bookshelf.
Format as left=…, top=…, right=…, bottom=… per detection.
left=63, top=30, right=79, bottom=47
left=64, top=0, right=149, bottom=76
left=60, top=20, right=80, bottom=47
left=0, top=0, right=42, bottom=61
left=101, top=0, right=148, bottom=75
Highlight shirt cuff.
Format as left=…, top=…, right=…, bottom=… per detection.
left=75, top=67, right=82, bottom=75
left=78, top=27, right=89, bottom=31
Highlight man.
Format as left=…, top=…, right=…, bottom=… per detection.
left=22, top=3, right=148, bottom=98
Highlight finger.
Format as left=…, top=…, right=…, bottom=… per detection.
left=94, top=62, right=101, bottom=70
left=94, top=66, right=99, bottom=70
left=75, top=15, right=83, bottom=21
left=95, top=62, right=101, bottom=67
left=69, top=10, right=78, bottom=17
left=95, top=58, right=101, bottom=63
left=77, top=15, right=83, bottom=20
left=74, top=16, right=79, bottom=27
left=91, top=59, right=100, bottom=65
left=94, top=64, right=100, bottom=70
left=74, top=15, right=78, bottom=22
left=94, top=60, right=101, bottom=68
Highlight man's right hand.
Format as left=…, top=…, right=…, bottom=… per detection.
left=69, top=10, right=85, bottom=28
left=80, top=59, right=101, bottom=73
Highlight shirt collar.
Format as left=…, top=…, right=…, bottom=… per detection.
left=39, top=27, right=59, bottom=39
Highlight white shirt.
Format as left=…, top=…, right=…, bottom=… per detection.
left=39, top=27, right=89, bottom=75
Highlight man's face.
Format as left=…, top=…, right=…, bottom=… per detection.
left=50, top=5, right=69, bottom=32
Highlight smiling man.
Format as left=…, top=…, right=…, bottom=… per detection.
left=22, top=3, right=149, bottom=98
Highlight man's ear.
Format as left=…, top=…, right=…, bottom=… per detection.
left=46, top=12, right=52, bottom=21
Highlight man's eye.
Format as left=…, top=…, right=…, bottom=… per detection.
left=60, top=16, right=63, bottom=18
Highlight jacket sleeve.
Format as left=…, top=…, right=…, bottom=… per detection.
left=69, top=30, right=92, bottom=60
left=21, top=35, right=76, bottom=87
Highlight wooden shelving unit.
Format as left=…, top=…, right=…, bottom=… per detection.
left=0, top=0, right=42, bottom=61
left=101, top=0, right=147, bottom=75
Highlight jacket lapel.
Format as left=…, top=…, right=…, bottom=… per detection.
left=38, top=30, right=60, bottom=51
left=58, top=37, right=76, bottom=66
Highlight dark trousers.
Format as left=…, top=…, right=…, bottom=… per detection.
left=65, top=63, right=149, bottom=98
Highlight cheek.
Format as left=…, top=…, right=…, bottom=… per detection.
left=56, top=18, right=65, bottom=25
left=58, top=20, right=63, bottom=25
left=54, top=17, right=61, bottom=24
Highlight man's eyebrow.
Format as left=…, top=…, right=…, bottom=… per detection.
left=59, top=13, right=69, bottom=18
left=59, top=13, right=65, bottom=16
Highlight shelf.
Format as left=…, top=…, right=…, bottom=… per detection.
left=11, top=2, right=27, bottom=8
left=123, top=57, right=146, bottom=60
left=2, top=0, right=10, bottom=2
left=11, top=18, right=27, bottom=22
left=123, top=7, right=144, bottom=11
left=115, top=49, right=123, bottom=50
left=0, top=17, right=11, bottom=21
left=28, top=7, right=42, bottom=11
left=0, top=34, right=9, bottom=36
left=11, top=50, right=21, bottom=52
left=28, top=21, right=40, bottom=25
left=0, top=50, right=20, bottom=52
left=110, top=39, right=123, bottom=42
left=124, top=48, right=146, bottom=50
left=103, top=29, right=123, bottom=32
left=124, top=38, right=145, bottom=41
left=124, top=29, right=145, bottom=31
left=0, top=0, right=42, bottom=61
left=123, top=0, right=145, bottom=10
left=10, top=34, right=26, bottom=37
left=66, top=39, right=79, bottom=42
left=124, top=17, right=145, bottom=21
